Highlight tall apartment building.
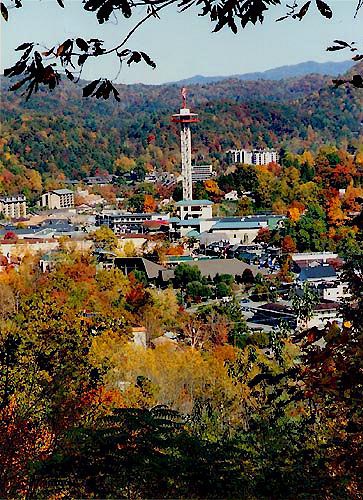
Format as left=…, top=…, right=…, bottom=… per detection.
left=40, top=189, right=74, bottom=210
left=228, top=149, right=278, bottom=165
left=0, top=195, right=27, bottom=219
left=191, top=164, right=214, bottom=182
left=228, top=149, right=253, bottom=165
left=252, top=150, right=278, bottom=165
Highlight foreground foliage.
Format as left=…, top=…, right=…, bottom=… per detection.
left=0, top=251, right=362, bottom=497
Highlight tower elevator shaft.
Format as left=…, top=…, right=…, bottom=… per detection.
left=180, top=123, right=192, bottom=200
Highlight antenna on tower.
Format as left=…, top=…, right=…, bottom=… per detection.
left=181, top=87, right=187, bottom=109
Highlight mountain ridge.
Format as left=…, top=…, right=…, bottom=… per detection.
left=1, top=63, right=362, bottom=191
left=169, top=60, right=355, bottom=85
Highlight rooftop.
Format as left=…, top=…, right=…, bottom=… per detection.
left=176, top=199, right=214, bottom=206
left=299, top=265, right=337, bottom=281
left=166, top=255, right=218, bottom=262
left=258, top=302, right=293, bottom=314
left=314, top=301, right=340, bottom=311
left=211, top=220, right=264, bottom=230
left=177, top=219, right=204, bottom=226
left=51, top=189, right=74, bottom=195
left=0, top=195, right=26, bottom=202
left=114, top=257, right=165, bottom=279
left=185, top=230, right=200, bottom=237
left=180, top=258, right=267, bottom=278
left=97, top=211, right=164, bottom=217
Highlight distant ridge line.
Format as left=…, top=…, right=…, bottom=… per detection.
left=168, top=60, right=355, bottom=86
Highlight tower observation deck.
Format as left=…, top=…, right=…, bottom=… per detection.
left=172, top=88, right=199, bottom=200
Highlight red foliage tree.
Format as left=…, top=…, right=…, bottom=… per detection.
left=255, top=227, right=271, bottom=244
left=3, top=231, right=18, bottom=241
left=281, top=235, right=297, bottom=254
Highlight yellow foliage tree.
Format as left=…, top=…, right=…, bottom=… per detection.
left=141, top=288, right=180, bottom=339
left=287, top=207, right=301, bottom=222
left=123, top=240, right=137, bottom=257
left=299, top=150, right=314, bottom=167
left=88, top=226, right=118, bottom=251
left=327, top=196, right=345, bottom=226
left=204, top=179, right=221, bottom=196
left=272, top=200, right=287, bottom=214
left=114, top=156, right=136, bottom=172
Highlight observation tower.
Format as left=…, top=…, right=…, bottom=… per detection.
left=172, top=88, right=199, bottom=200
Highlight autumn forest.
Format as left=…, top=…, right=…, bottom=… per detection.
left=0, top=59, right=363, bottom=498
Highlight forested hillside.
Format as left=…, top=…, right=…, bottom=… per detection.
left=1, top=63, right=363, bottom=194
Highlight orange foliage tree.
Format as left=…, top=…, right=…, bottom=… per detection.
left=143, top=194, right=157, bottom=213
left=326, top=195, right=345, bottom=226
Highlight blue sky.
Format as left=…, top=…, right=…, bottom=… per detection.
left=1, top=0, right=362, bottom=84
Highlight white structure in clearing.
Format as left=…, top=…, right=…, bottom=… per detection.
left=224, top=190, right=239, bottom=201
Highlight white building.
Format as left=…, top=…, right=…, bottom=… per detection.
left=292, top=252, right=339, bottom=264
left=224, top=190, right=239, bottom=201
left=40, top=189, right=75, bottom=210
left=299, top=302, right=342, bottom=330
left=96, top=211, right=169, bottom=233
left=228, top=149, right=253, bottom=164
left=228, top=149, right=278, bottom=166
left=176, top=199, right=213, bottom=220
left=191, top=164, right=214, bottom=182
left=252, top=150, right=278, bottom=165
left=209, top=219, right=268, bottom=245
left=0, top=195, right=27, bottom=219
left=319, top=282, right=350, bottom=303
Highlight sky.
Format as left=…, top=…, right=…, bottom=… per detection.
left=1, top=0, right=362, bottom=84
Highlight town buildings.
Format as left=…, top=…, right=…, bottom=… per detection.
left=297, top=264, right=337, bottom=284
left=191, top=164, right=214, bottom=182
left=176, top=199, right=214, bottom=220
left=228, top=148, right=278, bottom=165
left=95, top=211, right=169, bottom=234
left=0, top=195, right=27, bottom=219
left=40, top=189, right=75, bottom=210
